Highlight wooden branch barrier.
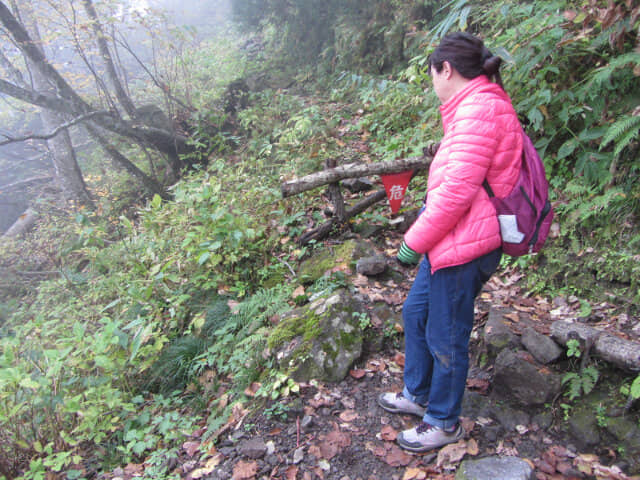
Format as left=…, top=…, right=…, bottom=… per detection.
left=281, top=155, right=432, bottom=198
left=281, top=154, right=434, bottom=244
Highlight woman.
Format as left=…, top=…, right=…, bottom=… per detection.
left=378, top=32, right=523, bottom=452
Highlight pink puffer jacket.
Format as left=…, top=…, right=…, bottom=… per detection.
left=404, top=75, right=522, bottom=272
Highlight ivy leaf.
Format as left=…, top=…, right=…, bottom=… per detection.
left=198, top=252, right=211, bottom=265
left=557, top=139, right=577, bottom=160
left=630, top=375, right=640, bottom=400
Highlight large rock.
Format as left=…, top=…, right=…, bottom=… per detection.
left=456, top=456, right=534, bottom=480
left=268, top=289, right=364, bottom=382
left=492, top=349, right=562, bottom=406
left=521, top=327, right=563, bottom=364
left=606, top=416, right=640, bottom=474
left=484, top=308, right=520, bottom=354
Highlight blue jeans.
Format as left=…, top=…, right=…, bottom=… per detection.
left=401, top=249, right=501, bottom=429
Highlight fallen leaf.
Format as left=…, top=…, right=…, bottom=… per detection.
left=232, top=460, right=258, bottom=480
left=349, top=369, right=366, bottom=379
left=504, top=312, right=520, bottom=322
left=393, top=352, right=405, bottom=367
left=437, top=441, right=468, bottom=469
left=308, top=444, right=322, bottom=458
left=244, top=382, right=261, bottom=397
left=460, top=417, right=476, bottom=434
left=365, top=441, right=387, bottom=457
left=285, top=465, right=298, bottom=480
left=190, top=453, right=224, bottom=479
left=383, top=444, right=412, bottom=467
left=466, top=378, right=489, bottom=394
left=183, top=441, right=201, bottom=457
left=353, top=274, right=369, bottom=287
left=292, top=285, right=305, bottom=298
left=495, top=440, right=519, bottom=456
left=124, top=463, right=143, bottom=476
left=466, top=438, right=479, bottom=456
left=339, top=410, right=359, bottom=422
left=402, top=467, right=427, bottom=480
left=380, top=425, right=397, bottom=441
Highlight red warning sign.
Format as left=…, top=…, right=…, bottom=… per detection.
left=381, top=170, right=413, bottom=214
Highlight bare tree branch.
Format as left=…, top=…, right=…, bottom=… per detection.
left=116, top=34, right=195, bottom=112
left=0, top=110, right=107, bottom=145
left=81, top=0, right=137, bottom=117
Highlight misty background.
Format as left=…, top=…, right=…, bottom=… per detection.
left=0, top=0, right=232, bottom=232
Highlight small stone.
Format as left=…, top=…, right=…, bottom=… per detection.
left=293, top=446, right=305, bottom=464
left=239, top=437, right=267, bottom=459
left=265, top=440, right=276, bottom=455
left=355, top=256, right=387, bottom=276
left=301, top=414, right=314, bottom=429
left=456, top=456, right=533, bottom=480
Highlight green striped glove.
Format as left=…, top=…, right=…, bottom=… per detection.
left=397, top=241, right=421, bottom=265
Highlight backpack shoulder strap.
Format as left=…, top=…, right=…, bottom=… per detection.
left=482, top=178, right=495, bottom=198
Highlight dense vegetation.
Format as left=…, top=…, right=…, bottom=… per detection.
left=1, top=0, right=639, bottom=478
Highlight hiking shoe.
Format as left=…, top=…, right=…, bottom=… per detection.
left=397, top=421, right=464, bottom=452
left=378, top=392, right=427, bottom=417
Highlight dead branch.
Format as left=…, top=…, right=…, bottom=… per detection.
left=281, top=155, right=432, bottom=198
left=298, top=189, right=387, bottom=244
left=0, top=111, right=108, bottom=145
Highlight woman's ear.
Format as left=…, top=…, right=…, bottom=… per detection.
left=442, top=61, right=453, bottom=79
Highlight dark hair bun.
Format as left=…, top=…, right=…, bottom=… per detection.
left=483, top=55, right=502, bottom=76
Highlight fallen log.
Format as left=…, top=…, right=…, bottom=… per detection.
left=281, top=155, right=432, bottom=198
left=3, top=208, right=38, bottom=238
left=550, top=319, right=640, bottom=372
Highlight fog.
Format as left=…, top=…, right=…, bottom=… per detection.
left=0, top=0, right=233, bottom=232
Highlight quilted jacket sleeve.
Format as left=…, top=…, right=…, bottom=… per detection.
left=404, top=100, right=500, bottom=254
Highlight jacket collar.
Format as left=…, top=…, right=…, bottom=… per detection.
left=439, top=75, right=506, bottom=128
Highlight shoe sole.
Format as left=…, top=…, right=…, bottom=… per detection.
left=397, top=427, right=464, bottom=453
left=377, top=393, right=426, bottom=417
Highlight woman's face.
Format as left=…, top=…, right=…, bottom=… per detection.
left=430, top=61, right=453, bottom=103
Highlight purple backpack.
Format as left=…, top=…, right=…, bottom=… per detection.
left=483, top=130, right=554, bottom=256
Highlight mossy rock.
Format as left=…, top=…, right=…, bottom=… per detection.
left=268, top=289, right=365, bottom=382
left=297, top=239, right=375, bottom=285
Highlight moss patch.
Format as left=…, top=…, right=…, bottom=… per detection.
left=267, top=307, right=323, bottom=351
left=266, top=289, right=365, bottom=382
left=297, top=239, right=375, bottom=285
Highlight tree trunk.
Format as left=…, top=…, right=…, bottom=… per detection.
left=81, top=0, right=137, bottom=118
left=84, top=123, right=170, bottom=199
left=17, top=0, right=93, bottom=206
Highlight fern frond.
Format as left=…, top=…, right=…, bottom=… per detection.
left=614, top=125, right=640, bottom=157
left=600, top=115, right=640, bottom=151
